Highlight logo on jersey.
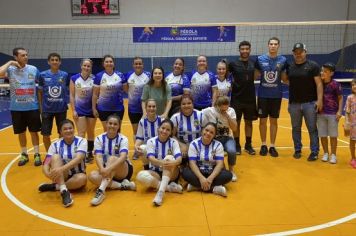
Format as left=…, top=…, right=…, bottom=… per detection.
left=58, top=77, right=64, bottom=83
left=75, top=83, right=82, bottom=88
left=264, top=71, right=278, bottom=83
left=28, top=73, right=35, bottom=80
left=48, top=86, right=62, bottom=98
left=74, top=146, right=78, bottom=153
left=167, top=148, right=173, bottom=155
left=194, top=119, right=200, bottom=127
left=101, top=78, right=107, bottom=84
left=114, top=144, right=120, bottom=154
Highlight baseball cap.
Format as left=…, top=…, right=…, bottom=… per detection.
left=322, top=62, right=336, bottom=72
left=292, top=43, right=307, bottom=51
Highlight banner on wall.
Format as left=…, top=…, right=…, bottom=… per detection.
left=132, top=26, right=235, bottom=43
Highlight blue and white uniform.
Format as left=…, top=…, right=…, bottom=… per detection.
left=126, top=71, right=150, bottom=114
left=214, top=75, right=232, bottom=98
left=165, top=72, right=190, bottom=97
left=39, top=70, right=69, bottom=113
left=146, top=137, right=182, bottom=172
left=94, top=133, right=129, bottom=164
left=71, top=73, right=95, bottom=117
left=46, top=136, right=87, bottom=176
left=171, top=109, right=203, bottom=143
left=136, top=116, right=162, bottom=143
left=7, top=65, right=40, bottom=111
left=188, top=70, right=216, bottom=109
left=255, top=55, right=287, bottom=98
left=188, top=137, right=224, bottom=173
left=94, top=71, right=127, bottom=112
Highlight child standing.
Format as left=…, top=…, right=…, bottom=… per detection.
left=317, top=63, right=343, bottom=164
left=344, top=78, right=356, bottom=168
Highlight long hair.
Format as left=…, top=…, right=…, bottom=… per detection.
left=148, top=66, right=167, bottom=96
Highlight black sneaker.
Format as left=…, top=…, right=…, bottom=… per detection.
left=307, top=152, right=318, bottom=161
left=245, top=145, right=256, bottom=155
left=34, top=153, right=42, bottom=166
left=293, top=150, right=302, bottom=159
left=18, top=153, right=29, bottom=166
left=259, top=145, right=268, bottom=156
left=85, top=152, right=94, bottom=164
left=38, top=183, right=56, bottom=192
left=269, top=147, right=279, bottom=157
left=61, top=190, right=73, bottom=207
left=236, top=145, right=241, bottom=155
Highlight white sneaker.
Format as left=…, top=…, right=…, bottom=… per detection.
left=321, top=153, right=329, bottom=162
left=120, top=179, right=136, bottom=191
left=166, top=182, right=183, bottom=193
left=231, top=172, right=237, bottom=182
left=186, top=183, right=199, bottom=192
left=91, top=189, right=105, bottom=206
left=329, top=154, right=337, bottom=164
left=153, top=190, right=164, bottom=206
left=212, top=185, right=227, bottom=197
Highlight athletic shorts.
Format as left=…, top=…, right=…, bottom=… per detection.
left=231, top=102, right=258, bottom=121
left=98, top=110, right=124, bottom=122
left=257, top=97, right=282, bottom=118
left=317, top=114, right=339, bottom=137
left=41, top=111, right=67, bottom=136
left=11, top=110, right=41, bottom=134
left=128, top=112, right=143, bottom=124
left=112, top=161, right=134, bottom=182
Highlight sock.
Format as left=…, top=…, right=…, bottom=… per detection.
left=109, top=180, right=122, bottom=189
left=87, top=140, right=94, bottom=153
left=55, top=184, right=60, bottom=191
left=234, top=137, right=240, bottom=147
left=99, top=178, right=110, bottom=192
left=270, top=144, right=275, bottom=147
left=158, top=176, right=170, bottom=192
left=59, top=184, right=67, bottom=193
left=143, top=164, right=149, bottom=170
left=245, top=137, right=252, bottom=146
left=33, top=145, right=39, bottom=154
left=21, top=147, right=27, bottom=154
left=261, top=142, right=267, bottom=146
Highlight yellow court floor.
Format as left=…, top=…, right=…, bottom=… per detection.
left=0, top=99, right=356, bottom=236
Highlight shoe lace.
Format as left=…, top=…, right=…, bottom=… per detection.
left=94, top=189, right=103, bottom=198
left=19, top=154, right=28, bottom=162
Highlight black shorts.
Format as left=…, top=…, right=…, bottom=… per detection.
left=168, top=100, right=181, bottom=118
left=11, top=110, right=41, bottom=134
left=128, top=112, right=143, bottom=124
left=112, top=161, right=134, bottom=182
left=257, top=98, right=282, bottom=118
left=98, top=110, right=124, bottom=122
left=231, top=102, right=257, bottom=121
left=77, top=113, right=95, bottom=119
left=41, top=111, right=67, bottom=136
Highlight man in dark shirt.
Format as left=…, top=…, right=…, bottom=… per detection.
left=286, top=43, right=323, bottom=161
left=228, top=41, right=257, bottom=155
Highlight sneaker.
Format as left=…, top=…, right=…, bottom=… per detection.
left=212, top=185, right=227, bottom=197
left=245, top=145, right=256, bottom=155
left=293, top=150, right=302, bottom=159
left=269, top=147, right=279, bottom=157
left=85, top=152, right=94, bottom=164
left=236, top=145, right=241, bottom=155
left=38, top=183, right=56, bottom=192
left=259, top=145, right=268, bottom=156
left=120, top=179, right=136, bottom=191
left=350, top=159, right=356, bottom=168
left=166, top=182, right=183, bottom=193
left=231, top=172, right=237, bottom=182
left=307, top=152, right=318, bottom=161
left=18, top=153, right=29, bottom=166
left=91, top=189, right=105, bottom=206
left=61, top=190, right=73, bottom=207
left=132, top=151, right=139, bottom=160
left=329, top=154, right=337, bottom=164
left=186, top=183, right=199, bottom=192
left=34, top=153, right=42, bottom=166
left=321, top=153, right=329, bottom=162
left=153, top=190, right=164, bottom=206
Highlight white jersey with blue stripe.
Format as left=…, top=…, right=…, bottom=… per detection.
left=94, top=71, right=127, bottom=111
left=171, top=109, right=203, bottom=143
left=188, top=137, right=224, bottom=171
left=46, top=136, right=87, bottom=175
left=94, top=133, right=129, bottom=162
left=71, top=73, right=95, bottom=116
left=188, top=70, right=217, bottom=108
left=136, top=116, right=162, bottom=143
left=165, top=72, right=190, bottom=97
left=146, top=136, right=182, bottom=172
left=126, top=71, right=150, bottom=113
left=215, top=75, right=232, bottom=98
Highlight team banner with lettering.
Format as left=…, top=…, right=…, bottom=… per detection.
left=133, top=26, right=235, bottom=43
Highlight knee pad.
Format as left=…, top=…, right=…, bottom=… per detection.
left=136, top=170, right=156, bottom=188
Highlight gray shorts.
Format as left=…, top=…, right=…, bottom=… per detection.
left=317, top=114, right=339, bottom=137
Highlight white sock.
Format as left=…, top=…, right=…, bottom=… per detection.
left=21, top=147, right=27, bottom=154
left=270, top=144, right=275, bottom=147
left=109, top=181, right=122, bottom=189
left=261, top=142, right=266, bottom=145
left=99, top=178, right=110, bottom=192
left=33, top=145, right=39, bottom=154
left=59, top=184, right=67, bottom=193
left=55, top=184, right=60, bottom=191
left=158, top=176, right=170, bottom=192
